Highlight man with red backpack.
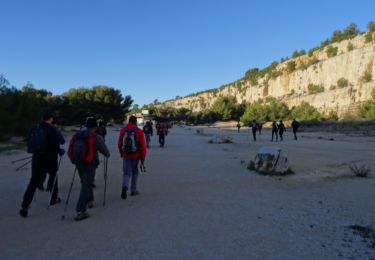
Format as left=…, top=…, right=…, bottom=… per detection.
left=118, top=116, right=146, bottom=200
left=68, top=117, right=110, bottom=221
left=156, top=122, right=168, bottom=147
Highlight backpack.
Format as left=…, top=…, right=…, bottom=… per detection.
left=27, top=124, right=48, bottom=155
left=68, top=128, right=95, bottom=165
left=143, top=125, right=151, bottom=134
left=122, top=127, right=139, bottom=154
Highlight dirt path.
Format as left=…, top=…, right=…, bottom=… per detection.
left=0, top=126, right=374, bottom=259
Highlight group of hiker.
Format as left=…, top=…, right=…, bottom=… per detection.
left=19, top=110, right=169, bottom=221
left=237, top=119, right=301, bottom=142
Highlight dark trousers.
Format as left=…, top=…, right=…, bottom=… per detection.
left=76, top=166, right=95, bottom=213
left=271, top=129, right=278, bottom=141
left=21, top=155, right=47, bottom=208
left=293, top=129, right=298, bottom=140
left=252, top=130, right=257, bottom=141
left=159, top=134, right=165, bottom=147
left=279, top=131, right=284, bottom=141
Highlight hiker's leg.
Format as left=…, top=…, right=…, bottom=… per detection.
left=122, top=158, right=131, bottom=189
left=252, top=130, right=256, bottom=141
left=87, top=169, right=95, bottom=203
left=75, top=168, right=91, bottom=213
left=21, top=156, right=45, bottom=209
left=161, top=135, right=165, bottom=146
left=130, top=159, right=139, bottom=193
left=38, top=170, right=47, bottom=189
left=159, top=135, right=162, bottom=146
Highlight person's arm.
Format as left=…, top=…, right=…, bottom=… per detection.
left=118, top=128, right=124, bottom=156
left=137, top=130, right=147, bottom=162
left=95, top=135, right=110, bottom=157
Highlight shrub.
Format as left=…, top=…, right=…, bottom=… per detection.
left=358, top=100, right=375, bottom=119
left=349, top=163, right=370, bottom=177
left=361, top=70, right=372, bottom=83
left=337, top=78, right=349, bottom=88
left=308, top=83, right=325, bottom=94
left=326, top=46, right=338, bottom=57
left=368, top=21, right=375, bottom=32
left=347, top=42, right=354, bottom=51
left=365, top=33, right=373, bottom=43
left=291, top=101, right=321, bottom=120
left=286, top=61, right=296, bottom=73
left=330, top=85, right=337, bottom=90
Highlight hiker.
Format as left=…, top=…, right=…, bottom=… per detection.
left=143, top=121, right=153, bottom=148
left=38, top=117, right=65, bottom=205
left=157, top=122, right=168, bottom=147
left=258, top=122, right=263, bottom=135
left=118, top=116, right=147, bottom=200
left=92, top=120, right=107, bottom=188
left=236, top=121, right=241, bottom=133
left=291, top=119, right=300, bottom=140
left=68, top=117, right=110, bottom=221
left=20, top=110, right=63, bottom=218
left=95, top=121, right=107, bottom=141
left=251, top=119, right=258, bottom=141
left=278, top=120, right=286, bottom=141
left=271, top=120, right=278, bottom=142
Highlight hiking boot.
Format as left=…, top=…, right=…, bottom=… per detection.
left=74, top=211, right=89, bottom=221
left=121, top=187, right=128, bottom=200
left=130, top=191, right=140, bottom=196
left=19, top=208, right=28, bottom=218
left=50, top=197, right=62, bottom=206
left=87, top=201, right=94, bottom=208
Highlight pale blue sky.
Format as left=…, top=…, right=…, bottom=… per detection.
left=1, top=0, right=374, bottom=106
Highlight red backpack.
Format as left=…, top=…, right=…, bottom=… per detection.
left=68, top=128, right=95, bottom=165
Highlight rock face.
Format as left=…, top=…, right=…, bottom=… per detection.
left=165, top=34, right=375, bottom=118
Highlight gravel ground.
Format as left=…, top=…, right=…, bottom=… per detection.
left=0, top=125, right=375, bottom=259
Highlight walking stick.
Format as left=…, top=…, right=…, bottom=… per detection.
left=11, top=156, right=32, bottom=164
left=61, top=167, right=77, bottom=220
left=103, top=157, right=108, bottom=207
left=47, top=155, right=63, bottom=209
left=16, top=159, right=32, bottom=171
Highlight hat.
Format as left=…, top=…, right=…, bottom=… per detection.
left=86, top=117, right=97, bottom=128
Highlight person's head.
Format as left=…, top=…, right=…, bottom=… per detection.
left=252, top=119, right=256, bottom=122
left=51, top=118, right=58, bottom=127
left=128, top=115, right=137, bottom=124
left=43, top=110, right=54, bottom=124
left=279, top=120, right=283, bottom=123
left=99, top=121, right=105, bottom=127
left=86, top=116, right=97, bottom=128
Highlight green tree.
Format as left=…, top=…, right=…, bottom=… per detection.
left=291, top=102, right=321, bottom=120
left=368, top=21, right=375, bottom=32
left=286, top=61, right=296, bottom=72
left=211, top=96, right=239, bottom=120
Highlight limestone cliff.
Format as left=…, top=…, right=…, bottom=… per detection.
left=164, top=33, right=375, bottom=118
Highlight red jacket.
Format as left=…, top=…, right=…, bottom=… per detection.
left=118, top=123, right=147, bottom=162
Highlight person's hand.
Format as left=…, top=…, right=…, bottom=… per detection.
left=58, top=148, right=65, bottom=156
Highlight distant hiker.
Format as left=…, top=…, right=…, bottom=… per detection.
left=251, top=120, right=258, bottom=141
left=143, top=121, right=153, bottom=148
left=95, top=121, right=107, bottom=141
left=118, top=116, right=147, bottom=200
left=236, top=121, right=241, bottom=133
left=20, top=110, right=62, bottom=218
left=68, top=117, right=110, bottom=221
left=271, top=120, right=278, bottom=142
left=278, top=120, right=286, bottom=141
left=38, top=118, right=65, bottom=204
left=258, top=123, right=263, bottom=135
left=291, top=119, right=300, bottom=140
left=157, top=122, right=168, bottom=147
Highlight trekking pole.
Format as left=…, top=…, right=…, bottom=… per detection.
left=47, top=155, right=63, bottom=209
left=16, top=159, right=32, bottom=171
left=12, top=156, right=32, bottom=164
left=103, top=157, right=108, bottom=207
left=61, top=167, right=77, bottom=220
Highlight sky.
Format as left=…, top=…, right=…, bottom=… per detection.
left=1, top=0, right=374, bottom=106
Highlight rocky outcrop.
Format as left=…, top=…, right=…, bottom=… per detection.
left=164, top=33, right=375, bottom=118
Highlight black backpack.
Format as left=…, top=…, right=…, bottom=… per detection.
left=122, top=127, right=138, bottom=154
left=27, top=124, right=48, bottom=155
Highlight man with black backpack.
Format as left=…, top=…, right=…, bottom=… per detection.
left=143, top=121, right=153, bottom=148
left=68, top=117, right=110, bottom=221
left=20, top=110, right=63, bottom=218
left=118, top=116, right=146, bottom=200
